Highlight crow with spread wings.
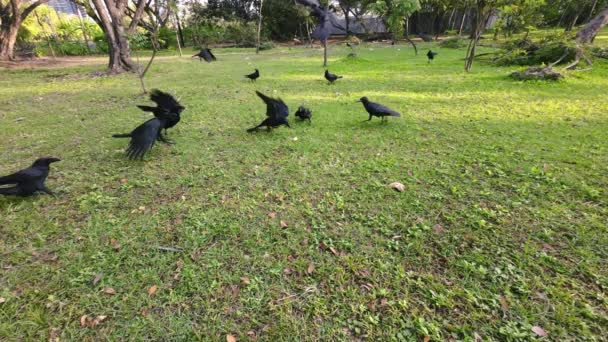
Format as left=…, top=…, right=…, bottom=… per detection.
left=137, top=89, right=185, bottom=136
left=247, top=91, right=291, bottom=132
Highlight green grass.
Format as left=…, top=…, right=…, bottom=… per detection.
left=1, top=43, right=607, bottom=341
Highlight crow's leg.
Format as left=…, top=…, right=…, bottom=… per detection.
left=41, top=186, right=55, bottom=197
left=159, top=133, right=175, bottom=145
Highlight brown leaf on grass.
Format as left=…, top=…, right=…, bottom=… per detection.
left=147, top=285, right=158, bottom=296
left=433, top=224, right=445, bottom=234
left=49, top=328, right=61, bottom=342
left=240, top=277, right=251, bottom=285
left=226, top=334, right=237, bottom=342
left=120, top=178, right=128, bottom=185
left=110, top=239, right=121, bottom=251
left=329, top=246, right=340, bottom=256
left=267, top=212, right=277, bottom=219
left=80, top=315, right=107, bottom=328
left=423, top=336, right=430, bottom=342
left=246, top=330, right=257, bottom=339
left=91, top=273, right=103, bottom=286
left=389, top=182, right=405, bottom=192
left=306, top=263, right=315, bottom=275
left=280, top=220, right=288, bottom=229
left=499, top=295, right=509, bottom=311
left=474, top=333, right=482, bottom=342
left=0, top=297, right=5, bottom=304
left=283, top=268, right=294, bottom=276
left=379, top=298, right=389, bottom=307
left=32, top=251, right=58, bottom=262
left=532, top=326, right=548, bottom=337
left=102, top=288, right=116, bottom=295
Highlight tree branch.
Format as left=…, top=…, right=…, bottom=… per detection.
left=21, top=0, right=49, bottom=20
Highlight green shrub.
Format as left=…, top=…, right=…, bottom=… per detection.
left=439, top=36, right=468, bottom=49
left=258, top=41, right=275, bottom=51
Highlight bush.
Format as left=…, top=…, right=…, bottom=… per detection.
left=439, top=36, right=468, bottom=49
left=258, top=41, right=275, bottom=51
left=493, top=35, right=577, bottom=66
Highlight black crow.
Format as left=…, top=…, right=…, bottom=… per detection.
left=193, top=48, right=216, bottom=62
left=357, top=97, right=401, bottom=122
left=295, top=106, right=312, bottom=123
left=0, top=157, right=61, bottom=196
left=325, top=69, right=342, bottom=84
left=112, top=113, right=178, bottom=160
left=427, top=50, right=438, bottom=63
left=247, top=91, right=290, bottom=132
left=245, top=69, right=260, bottom=82
left=137, top=89, right=185, bottom=135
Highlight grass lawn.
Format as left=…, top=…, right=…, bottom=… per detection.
left=1, top=42, right=607, bottom=341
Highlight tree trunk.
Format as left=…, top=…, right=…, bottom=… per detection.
left=465, top=2, right=490, bottom=72
left=0, top=18, right=21, bottom=60
left=323, top=39, right=327, bottom=67
left=459, top=9, right=467, bottom=35
left=256, top=0, right=263, bottom=54
left=576, top=6, right=608, bottom=44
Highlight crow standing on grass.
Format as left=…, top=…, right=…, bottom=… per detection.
left=193, top=48, right=217, bottom=62
left=427, top=50, right=438, bottom=63
left=137, top=89, right=185, bottom=136
left=295, top=106, right=312, bottom=123
left=247, top=91, right=290, bottom=132
left=357, top=97, right=401, bottom=122
left=325, top=69, right=342, bottom=84
left=112, top=112, right=178, bottom=160
left=245, top=69, right=260, bottom=82
left=0, top=157, right=61, bottom=196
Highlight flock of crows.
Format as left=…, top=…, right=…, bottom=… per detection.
left=1, top=0, right=441, bottom=198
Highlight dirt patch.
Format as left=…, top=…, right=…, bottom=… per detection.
left=0, top=56, right=108, bottom=70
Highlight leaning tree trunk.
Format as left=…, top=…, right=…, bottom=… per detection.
left=323, top=39, right=328, bottom=67
left=0, top=0, right=49, bottom=61
left=465, top=2, right=490, bottom=72
left=576, top=6, right=608, bottom=44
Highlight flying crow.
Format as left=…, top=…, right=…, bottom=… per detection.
left=193, top=48, right=217, bottom=62
left=0, top=157, right=61, bottom=196
left=325, top=69, right=342, bottom=84
left=357, top=97, right=401, bottom=122
left=137, top=89, right=185, bottom=136
left=245, top=69, right=260, bottom=82
left=247, top=91, right=290, bottom=132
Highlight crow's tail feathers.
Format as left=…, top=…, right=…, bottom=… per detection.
left=0, top=186, right=18, bottom=196
left=137, top=105, right=156, bottom=112
left=112, top=133, right=132, bottom=138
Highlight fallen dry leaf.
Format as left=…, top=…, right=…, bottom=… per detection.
left=499, top=295, right=509, bottom=311
left=226, top=334, right=237, bottom=342
left=80, top=315, right=107, bottom=328
left=283, top=268, right=293, bottom=276
left=267, top=212, right=277, bottom=219
left=0, top=297, right=5, bottom=304
left=147, top=285, right=158, bottom=296
left=102, top=288, right=116, bottom=295
left=389, top=182, right=405, bottom=192
left=433, top=224, right=445, bottom=234
left=329, top=246, right=339, bottom=256
left=246, top=330, right=257, bottom=339
left=307, top=263, right=315, bottom=275
left=110, top=239, right=121, bottom=251
left=280, top=220, right=288, bottom=229
left=474, top=333, right=482, bottom=342
left=92, top=273, right=103, bottom=286
left=423, top=336, right=431, bottom=342
left=240, top=277, right=251, bottom=285
left=120, top=178, right=128, bottom=184
left=532, top=326, right=548, bottom=337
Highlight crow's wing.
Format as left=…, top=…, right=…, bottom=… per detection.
left=0, top=167, right=43, bottom=185
left=206, top=49, right=217, bottom=61
left=125, top=118, right=162, bottom=160
left=149, top=89, right=182, bottom=112
left=256, top=91, right=289, bottom=121
left=370, top=102, right=401, bottom=117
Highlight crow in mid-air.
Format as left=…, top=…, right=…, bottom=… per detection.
left=325, top=69, right=342, bottom=84
left=137, top=89, right=185, bottom=136
left=295, top=106, right=312, bottom=123
left=245, top=69, right=260, bottom=82
left=427, top=50, right=438, bottom=63
left=193, top=48, right=217, bottom=62
left=112, top=112, right=178, bottom=160
left=357, top=97, right=401, bottom=122
left=247, top=91, right=290, bottom=132
left=0, top=157, right=61, bottom=196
